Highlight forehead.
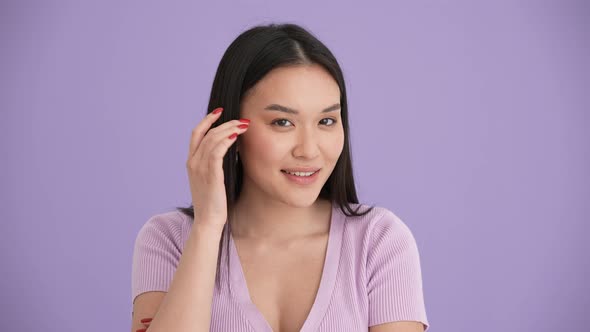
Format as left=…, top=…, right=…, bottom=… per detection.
left=242, top=64, right=340, bottom=111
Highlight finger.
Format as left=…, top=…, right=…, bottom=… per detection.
left=187, top=107, right=224, bottom=160
left=191, top=120, right=249, bottom=169
left=188, top=113, right=247, bottom=161
left=191, top=120, right=249, bottom=162
left=140, top=317, right=151, bottom=328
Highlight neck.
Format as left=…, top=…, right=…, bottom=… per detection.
left=230, top=191, right=331, bottom=242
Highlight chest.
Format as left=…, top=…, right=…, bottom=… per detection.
left=234, top=235, right=329, bottom=332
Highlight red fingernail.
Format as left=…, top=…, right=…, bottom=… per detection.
left=212, top=107, right=223, bottom=114
left=237, top=124, right=249, bottom=129
left=239, top=118, right=250, bottom=123
left=140, top=318, right=152, bottom=323
left=228, top=133, right=238, bottom=139
left=136, top=329, right=147, bottom=332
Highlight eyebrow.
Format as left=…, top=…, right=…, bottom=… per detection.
left=263, top=103, right=341, bottom=115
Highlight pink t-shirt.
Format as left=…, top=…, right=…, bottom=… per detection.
left=131, top=202, right=430, bottom=331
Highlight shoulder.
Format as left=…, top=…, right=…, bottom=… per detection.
left=131, top=211, right=194, bottom=304
left=339, top=202, right=415, bottom=245
left=354, top=205, right=428, bottom=330
left=134, top=210, right=193, bottom=252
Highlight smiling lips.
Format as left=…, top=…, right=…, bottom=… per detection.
left=281, top=167, right=321, bottom=173
left=281, top=168, right=320, bottom=185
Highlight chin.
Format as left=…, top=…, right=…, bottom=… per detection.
left=280, top=192, right=322, bottom=208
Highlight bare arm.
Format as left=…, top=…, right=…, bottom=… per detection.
left=369, top=321, right=426, bottom=332
left=139, top=221, right=224, bottom=332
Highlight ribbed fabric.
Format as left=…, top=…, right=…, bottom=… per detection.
left=131, top=202, right=430, bottom=331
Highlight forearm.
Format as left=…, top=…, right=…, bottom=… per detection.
left=147, top=220, right=224, bottom=332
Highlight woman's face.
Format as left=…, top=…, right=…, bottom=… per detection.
left=237, top=64, right=344, bottom=207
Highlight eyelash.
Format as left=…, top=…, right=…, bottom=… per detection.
left=271, top=118, right=338, bottom=128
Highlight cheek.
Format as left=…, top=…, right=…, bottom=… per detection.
left=324, top=132, right=345, bottom=160
left=241, top=129, right=285, bottom=161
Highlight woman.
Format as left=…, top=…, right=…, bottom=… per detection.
left=131, top=23, right=429, bottom=332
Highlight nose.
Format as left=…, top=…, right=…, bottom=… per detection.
left=292, top=126, right=320, bottom=159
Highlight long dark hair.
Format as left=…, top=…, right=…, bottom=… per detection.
left=176, top=22, right=375, bottom=289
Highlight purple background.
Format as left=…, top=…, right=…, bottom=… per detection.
left=1, top=1, right=588, bottom=331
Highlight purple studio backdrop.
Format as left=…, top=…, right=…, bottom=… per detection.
left=1, top=1, right=588, bottom=331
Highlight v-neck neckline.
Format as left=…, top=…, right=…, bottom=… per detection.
left=227, top=201, right=344, bottom=332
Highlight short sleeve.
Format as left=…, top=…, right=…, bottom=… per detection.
left=131, top=213, right=183, bottom=305
left=366, top=210, right=430, bottom=331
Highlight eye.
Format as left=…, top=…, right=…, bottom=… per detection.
left=271, top=118, right=338, bottom=127
left=271, top=118, right=293, bottom=127
left=320, top=118, right=337, bottom=126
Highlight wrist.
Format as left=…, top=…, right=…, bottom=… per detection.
left=192, top=218, right=226, bottom=235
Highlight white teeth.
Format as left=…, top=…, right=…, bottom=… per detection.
left=283, top=170, right=316, bottom=177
